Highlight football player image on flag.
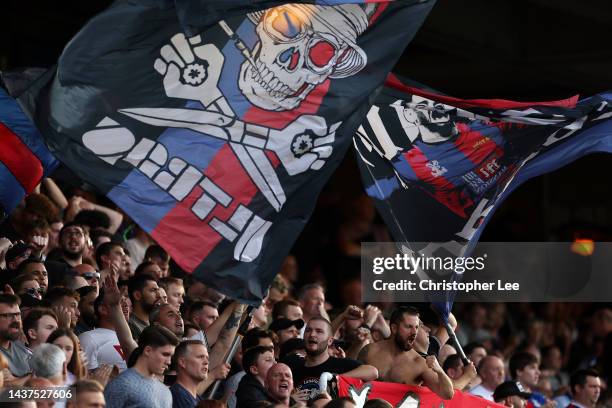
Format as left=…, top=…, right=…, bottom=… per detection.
left=21, top=1, right=437, bottom=303
left=355, top=74, right=612, bottom=311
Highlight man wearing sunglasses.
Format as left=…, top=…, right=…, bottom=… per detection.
left=74, top=263, right=101, bottom=292
left=11, top=272, right=44, bottom=300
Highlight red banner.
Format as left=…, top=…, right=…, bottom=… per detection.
left=337, top=376, right=505, bottom=408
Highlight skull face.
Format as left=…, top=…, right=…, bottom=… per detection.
left=239, top=5, right=368, bottom=112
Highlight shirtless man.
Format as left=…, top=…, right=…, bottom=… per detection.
left=358, top=307, right=454, bottom=400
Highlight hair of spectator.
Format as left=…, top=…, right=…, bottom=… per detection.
left=43, top=286, right=79, bottom=306
left=242, top=328, right=275, bottom=352
left=23, top=218, right=50, bottom=235
left=24, top=193, right=59, bottom=223
left=76, top=285, right=97, bottom=300
left=242, top=345, right=274, bottom=374
left=463, top=341, right=486, bottom=355
left=187, top=300, right=217, bottom=320
left=570, top=368, right=600, bottom=394
left=74, top=209, right=111, bottom=230
left=73, top=379, right=104, bottom=395
left=95, top=241, right=124, bottom=268
left=23, top=307, right=58, bottom=342
left=307, top=316, right=333, bottom=335
left=325, top=397, right=357, bottom=408
left=149, top=303, right=170, bottom=324
left=16, top=258, right=45, bottom=275
left=47, top=328, right=86, bottom=380
left=59, top=221, right=85, bottom=239
left=172, top=339, right=205, bottom=367
left=145, top=244, right=170, bottom=262
left=297, top=283, right=324, bottom=300
left=272, top=299, right=300, bottom=320
left=89, top=227, right=113, bottom=247
left=0, top=293, right=20, bottom=307
left=128, top=274, right=156, bottom=303
left=390, top=306, right=420, bottom=326
left=363, top=399, right=394, bottom=408
left=10, top=272, right=40, bottom=293
left=183, top=321, right=199, bottom=336
left=442, top=354, right=463, bottom=373
left=159, top=277, right=183, bottom=291
left=30, top=343, right=66, bottom=379
left=509, top=351, right=539, bottom=379
left=134, top=261, right=157, bottom=277
left=128, top=325, right=180, bottom=368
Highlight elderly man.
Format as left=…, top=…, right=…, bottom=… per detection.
left=469, top=355, right=506, bottom=401
left=29, top=343, right=67, bottom=386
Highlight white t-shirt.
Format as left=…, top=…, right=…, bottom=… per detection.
left=469, top=384, right=495, bottom=401
left=79, top=328, right=127, bottom=372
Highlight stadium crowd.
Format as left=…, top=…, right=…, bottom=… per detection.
left=0, top=177, right=609, bottom=407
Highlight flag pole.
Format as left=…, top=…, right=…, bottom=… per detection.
left=205, top=304, right=254, bottom=399
left=444, top=321, right=469, bottom=365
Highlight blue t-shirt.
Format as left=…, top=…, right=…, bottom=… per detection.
left=169, top=383, right=202, bottom=408
left=104, top=368, right=172, bottom=408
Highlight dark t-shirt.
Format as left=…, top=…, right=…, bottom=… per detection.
left=169, top=383, right=201, bottom=408
left=235, top=373, right=271, bottom=408
left=283, top=355, right=361, bottom=400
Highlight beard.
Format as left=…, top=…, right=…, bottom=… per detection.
left=142, top=298, right=158, bottom=313
left=62, top=246, right=83, bottom=260
left=0, top=324, right=21, bottom=341
left=394, top=332, right=414, bottom=352
left=305, top=339, right=328, bottom=357
left=418, top=121, right=457, bottom=142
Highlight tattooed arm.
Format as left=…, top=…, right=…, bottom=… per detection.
left=205, top=301, right=239, bottom=346
left=208, top=302, right=246, bottom=370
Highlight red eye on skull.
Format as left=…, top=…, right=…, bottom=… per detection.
left=308, top=40, right=336, bottom=68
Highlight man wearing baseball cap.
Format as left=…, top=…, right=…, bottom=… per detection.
left=493, top=381, right=532, bottom=408
left=269, top=317, right=305, bottom=346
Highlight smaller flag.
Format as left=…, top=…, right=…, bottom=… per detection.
left=337, top=375, right=505, bottom=407
left=0, top=87, right=58, bottom=217
left=355, top=74, right=612, bottom=318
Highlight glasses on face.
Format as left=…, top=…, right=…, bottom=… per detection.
left=25, top=287, right=44, bottom=296
left=0, top=312, right=21, bottom=320
left=83, top=272, right=101, bottom=280
left=63, top=229, right=84, bottom=238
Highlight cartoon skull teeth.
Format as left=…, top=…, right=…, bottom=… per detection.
left=238, top=4, right=370, bottom=112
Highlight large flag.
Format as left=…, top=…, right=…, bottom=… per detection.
left=337, top=375, right=504, bottom=407
left=0, top=88, right=58, bottom=218
left=21, top=1, right=437, bottom=304
left=355, top=74, right=612, bottom=317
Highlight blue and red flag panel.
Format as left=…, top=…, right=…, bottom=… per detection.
left=0, top=88, right=58, bottom=217
left=355, top=74, right=612, bottom=318
left=21, top=1, right=437, bottom=304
